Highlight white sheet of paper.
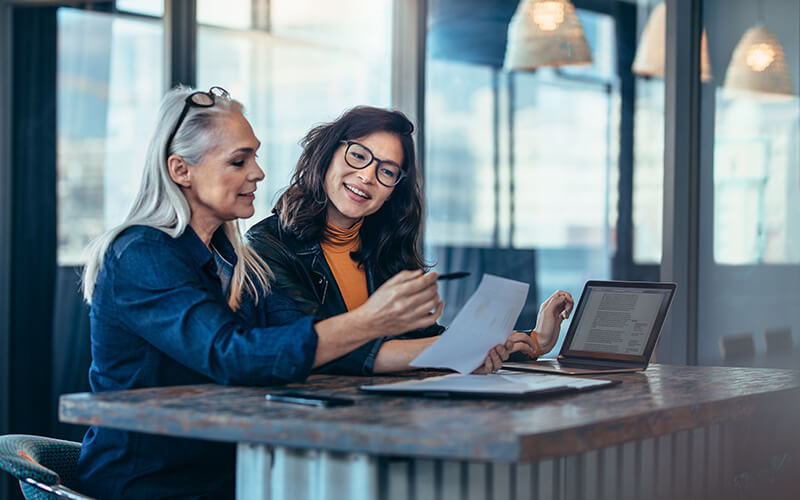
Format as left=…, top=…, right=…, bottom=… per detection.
left=409, top=274, right=529, bottom=374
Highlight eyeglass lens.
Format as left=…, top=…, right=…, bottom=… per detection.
left=190, top=93, right=214, bottom=106
left=189, top=87, right=229, bottom=107
left=345, top=142, right=402, bottom=186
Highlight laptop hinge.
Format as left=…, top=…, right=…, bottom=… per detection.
left=556, top=356, right=646, bottom=369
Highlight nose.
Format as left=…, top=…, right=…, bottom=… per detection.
left=356, top=164, right=378, bottom=184
left=250, top=159, right=265, bottom=182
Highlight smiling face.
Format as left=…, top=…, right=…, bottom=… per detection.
left=179, top=111, right=264, bottom=238
left=324, top=130, right=403, bottom=229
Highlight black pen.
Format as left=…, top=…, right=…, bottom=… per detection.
left=437, top=272, right=470, bottom=281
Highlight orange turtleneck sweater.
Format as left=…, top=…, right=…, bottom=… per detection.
left=321, top=220, right=368, bottom=311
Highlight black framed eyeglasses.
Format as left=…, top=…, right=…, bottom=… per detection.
left=340, top=140, right=406, bottom=187
left=165, top=86, right=230, bottom=161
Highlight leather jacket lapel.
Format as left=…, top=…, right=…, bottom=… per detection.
left=274, top=215, right=378, bottom=316
left=295, top=243, right=348, bottom=316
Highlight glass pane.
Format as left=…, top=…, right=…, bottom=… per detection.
left=116, top=0, right=163, bottom=17
left=424, top=0, right=647, bottom=353
left=57, top=8, right=163, bottom=265
left=713, top=96, right=799, bottom=265
left=631, top=1, right=667, bottom=265
left=270, top=0, right=391, bottom=53
left=424, top=60, right=496, bottom=248
left=512, top=67, right=618, bottom=327
left=512, top=72, right=617, bottom=251
left=197, top=0, right=252, bottom=29
left=698, top=0, right=800, bottom=366
left=196, top=1, right=392, bottom=231
left=633, top=78, right=664, bottom=264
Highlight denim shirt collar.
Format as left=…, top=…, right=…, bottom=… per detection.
left=177, top=225, right=238, bottom=271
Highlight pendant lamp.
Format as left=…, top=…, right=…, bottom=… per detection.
left=631, top=2, right=713, bottom=82
left=723, top=24, right=794, bottom=98
left=504, top=0, right=593, bottom=70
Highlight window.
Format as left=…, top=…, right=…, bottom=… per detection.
left=117, top=0, right=164, bottom=17
left=424, top=1, right=627, bottom=351
left=697, top=0, right=799, bottom=364
left=196, top=0, right=393, bottom=230
left=57, top=8, right=163, bottom=265
left=633, top=78, right=664, bottom=264
left=713, top=94, right=799, bottom=265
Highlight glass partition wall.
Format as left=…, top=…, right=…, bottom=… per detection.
left=423, top=0, right=665, bottom=351
left=698, top=0, right=799, bottom=365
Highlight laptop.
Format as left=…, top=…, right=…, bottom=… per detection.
left=503, top=280, right=676, bottom=375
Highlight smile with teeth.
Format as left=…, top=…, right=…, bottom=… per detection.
left=345, top=184, right=371, bottom=199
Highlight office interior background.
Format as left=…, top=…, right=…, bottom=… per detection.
left=0, top=0, right=797, bottom=498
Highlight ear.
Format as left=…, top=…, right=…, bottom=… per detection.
left=168, top=155, right=191, bottom=188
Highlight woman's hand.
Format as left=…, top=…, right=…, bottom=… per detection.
left=533, top=290, right=574, bottom=354
left=472, top=332, right=538, bottom=374
left=472, top=343, right=508, bottom=374
left=355, top=270, right=444, bottom=337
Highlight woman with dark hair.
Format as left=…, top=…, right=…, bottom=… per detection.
left=247, top=106, right=574, bottom=374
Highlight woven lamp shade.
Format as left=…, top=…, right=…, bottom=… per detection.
left=723, top=25, right=794, bottom=97
left=504, top=0, right=593, bottom=70
left=631, top=2, right=713, bottom=82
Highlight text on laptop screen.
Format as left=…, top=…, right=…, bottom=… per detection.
left=568, top=286, right=672, bottom=356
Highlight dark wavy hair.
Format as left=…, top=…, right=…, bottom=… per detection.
left=275, top=106, right=426, bottom=281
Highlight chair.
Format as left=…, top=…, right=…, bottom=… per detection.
left=764, top=327, right=793, bottom=354
left=719, top=333, right=756, bottom=361
left=0, top=434, right=93, bottom=500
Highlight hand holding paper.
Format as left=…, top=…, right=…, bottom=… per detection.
left=410, top=274, right=529, bottom=374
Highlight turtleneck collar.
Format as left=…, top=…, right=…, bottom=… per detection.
left=324, top=219, right=363, bottom=247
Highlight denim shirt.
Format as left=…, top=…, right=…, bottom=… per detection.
left=76, top=225, right=318, bottom=500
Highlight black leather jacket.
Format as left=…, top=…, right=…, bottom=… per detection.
left=246, top=214, right=444, bottom=375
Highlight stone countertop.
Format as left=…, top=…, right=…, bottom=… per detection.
left=59, top=364, right=800, bottom=462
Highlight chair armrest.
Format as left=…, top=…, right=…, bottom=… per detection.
left=24, top=477, right=96, bottom=500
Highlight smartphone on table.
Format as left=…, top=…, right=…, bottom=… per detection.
left=265, top=392, right=354, bottom=408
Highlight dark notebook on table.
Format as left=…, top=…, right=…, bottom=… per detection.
left=360, top=372, right=618, bottom=399
left=504, top=280, right=676, bottom=375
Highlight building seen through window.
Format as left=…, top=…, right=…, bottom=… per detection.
left=57, top=8, right=163, bottom=265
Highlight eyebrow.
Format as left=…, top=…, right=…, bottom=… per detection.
left=228, top=145, right=259, bottom=157
left=377, top=158, right=402, bottom=168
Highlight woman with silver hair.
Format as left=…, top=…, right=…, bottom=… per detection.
left=76, top=86, right=458, bottom=499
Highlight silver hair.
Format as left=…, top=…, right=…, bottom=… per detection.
left=82, top=85, right=272, bottom=310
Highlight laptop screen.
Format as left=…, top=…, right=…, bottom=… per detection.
left=559, top=281, right=676, bottom=364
